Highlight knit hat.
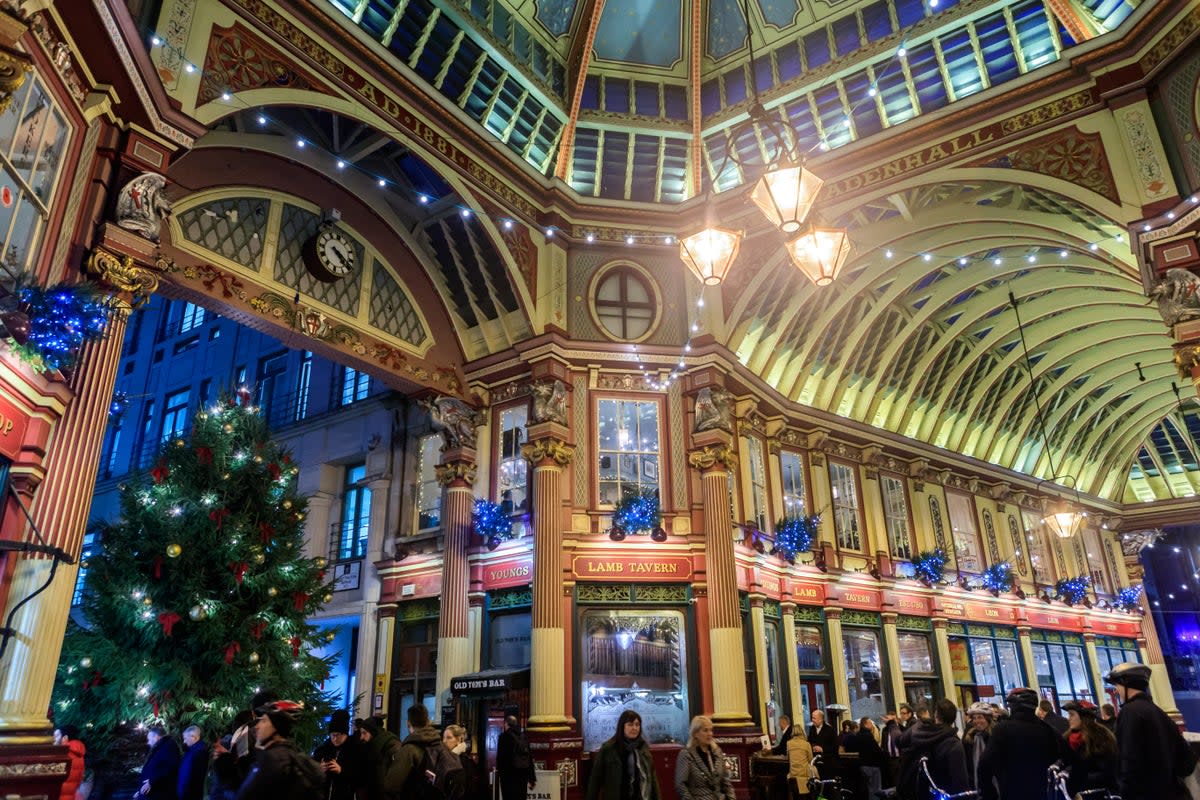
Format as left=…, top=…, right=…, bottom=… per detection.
left=1005, top=687, right=1039, bottom=713
left=328, top=710, right=350, bottom=735
left=359, top=717, right=383, bottom=736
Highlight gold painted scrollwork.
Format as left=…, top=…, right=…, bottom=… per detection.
left=84, top=247, right=160, bottom=306
left=1173, top=343, right=1200, bottom=380
left=521, top=437, right=576, bottom=466
left=435, top=460, right=477, bottom=487
left=687, top=444, right=738, bottom=471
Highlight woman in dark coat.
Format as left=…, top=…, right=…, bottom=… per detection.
left=675, top=716, right=734, bottom=800
left=1062, top=700, right=1118, bottom=796
left=585, top=710, right=661, bottom=800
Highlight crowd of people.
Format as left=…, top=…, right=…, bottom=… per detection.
left=766, top=661, right=1195, bottom=799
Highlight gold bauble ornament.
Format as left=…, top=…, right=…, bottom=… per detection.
left=325, top=631, right=336, bottom=642
left=142, top=596, right=153, bottom=606
left=175, top=439, right=186, bottom=448
left=267, top=586, right=278, bottom=597
left=80, top=657, right=92, bottom=668
left=282, top=500, right=292, bottom=509
left=80, top=559, right=89, bottom=570
left=166, top=543, right=182, bottom=558
left=322, top=593, right=333, bottom=603
left=314, top=557, right=327, bottom=569
left=197, top=412, right=208, bottom=421
left=223, top=423, right=234, bottom=433
left=222, top=473, right=231, bottom=480
left=295, top=513, right=305, bottom=521
left=189, top=605, right=205, bottom=621
left=253, top=552, right=265, bottom=564
left=248, top=651, right=260, bottom=665
left=253, top=455, right=263, bottom=464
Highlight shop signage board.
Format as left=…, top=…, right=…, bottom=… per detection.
left=1089, top=617, right=1140, bottom=637
left=484, top=557, right=533, bottom=589
left=935, top=598, right=1017, bottom=623
left=572, top=555, right=692, bottom=581
left=0, top=394, right=29, bottom=461
left=1024, top=609, right=1085, bottom=632
left=885, top=591, right=932, bottom=615
left=789, top=580, right=825, bottom=605
left=835, top=587, right=881, bottom=610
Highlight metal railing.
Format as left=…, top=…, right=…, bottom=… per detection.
left=328, top=517, right=370, bottom=562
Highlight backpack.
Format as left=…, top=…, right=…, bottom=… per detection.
left=405, top=742, right=465, bottom=800
left=508, top=731, right=532, bottom=771
left=281, top=743, right=325, bottom=800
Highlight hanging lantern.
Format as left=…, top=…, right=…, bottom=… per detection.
left=749, top=164, right=824, bottom=233
left=785, top=225, right=851, bottom=286
left=1043, top=498, right=1084, bottom=539
left=679, top=227, right=742, bottom=286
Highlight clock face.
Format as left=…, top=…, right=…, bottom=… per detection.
left=305, top=228, right=356, bottom=282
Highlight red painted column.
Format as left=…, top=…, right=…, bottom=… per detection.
left=434, top=447, right=477, bottom=719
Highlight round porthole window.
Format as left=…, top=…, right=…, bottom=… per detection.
left=590, top=264, right=661, bottom=342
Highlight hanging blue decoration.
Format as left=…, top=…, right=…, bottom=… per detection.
left=473, top=499, right=513, bottom=549
left=912, top=548, right=948, bottom=585
left=980, top=562, right=1014, bottom=594
left=109, top=390, right=128, bottom=421
left=8, top=281, right=112, bottom=374
left=612, top=493, right=662, bottom=535
left=772, top=515, right=818, bottom=562
left=1055, top=575, right=1090, bottom=605
left=1114, top=585, right=1143, bottom=613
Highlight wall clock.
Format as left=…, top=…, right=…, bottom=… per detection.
left=303, top=226, right=356, bottom=282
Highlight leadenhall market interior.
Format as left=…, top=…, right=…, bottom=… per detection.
left=2, top=0, right=1200, bottom=796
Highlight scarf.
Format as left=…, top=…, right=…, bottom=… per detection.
left=1067, top=731, right=1084, bottom=752
left=620, top=737, right=645, bottom=800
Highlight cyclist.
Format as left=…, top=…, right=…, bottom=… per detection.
left=976, top=688, right=1064, bottom=800
left=1060, top=700, right=1116, bottom=797
left=1105, top=662, right=1196, bottom=800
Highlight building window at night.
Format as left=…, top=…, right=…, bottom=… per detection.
left=881, top=474, right=913, bottom=560
left=948, top=623, right=1025, bottom=706
left=103, top=413, right=123, bottom=478
left=743, top=435, right=768, bottom=532
left=257, top=352, right=288, bottom=427
left=1031, top=630, right=1095, bottom=707
left=828, top=460, right=862, bottom=551
left=0, top=74, right=69, bottom=274
left=1084, top=530, right=1110, bottom=594
left=896, top=626, right=939, bottom=707
left=592, top=266, right=658, bottom=341
left=72, top=531, right=95, bottom=607
left=1022, top=508, right=1055, bottom=585
left=336, top=463, right=372, bottom=560
left=416, top=434, right=442, bottom=531
left=135, top=400, right=156, bottom=469
left=1094, top=637, right=1140, bottom=677
left=947, top=491, right=983, bottom=573
left=294, top=351, right=312, bottom=422
left=489, top=611, right=532, bottom=668
left=496, top=404, right=528, bottom=517
left=780, top=451, right=806, bottom=518
left=340, top=366, right=370, bottom=406
left=597, top=398, right=660, bottom=505
left=161, top=389, right=190, bottom=443
left=179, top=302, right=205, bottom=333
left=842, top=621, right=885, bottom=719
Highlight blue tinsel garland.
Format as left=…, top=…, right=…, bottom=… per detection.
left=612, top=494, right=661, bottom=533
left=473, top=499, right=512, bottom=545
left=1114, top=585, right=1143, bottom=613
left=912, top=548, right=948, bottom=584
left=13, top=282, right=111, bottom=373
left=980, top=562, right=1014, bottom=593
left=1055, top=575, right=1091, bottom=605
left=773, top=515, right=818, bottom=562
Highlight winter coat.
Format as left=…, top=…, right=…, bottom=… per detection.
left=1041, top=712, right=1069, bottom=737
left=585, top=737, right=660, bottom=800
left=675, top=744, right=734, bottom=800
left=60, top=738, right=86, bottom=800
left=805, top=724, right=838, bottom=770
left=1064, top=730, right=1117, bottom=796
left=785, top=738, right=814, bottom=796
left=1115, top=693, right=1196, bottom=800
left=313, top=736, right=364, bottom=800
left=976, top=709, right=1066, bottom=800
left=771, top=725, right=793, bottom=756
left=178, top=741, right=209, bottom=800
left=234, top=740, right=322, bottom=800
left=212, top=726, right=256, bottom=800
left=455, top=750, right=488, bottom=800
left=140, top=737, right=181, bottom=800
left=848, top=729, right=884, bottom=769
left=961, top=726, right=990, bottom=791
left=895, top=721, right=969, bottom=799
left=366, top=726, right=448, bottom=800
left=497, top=727, right=536, bottom=788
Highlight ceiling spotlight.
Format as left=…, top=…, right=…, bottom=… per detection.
left=184, top=63, right=196, bottom=74
left=502, top=219, right=513, bottom=229
left=885, top=250, right=893, bottom=259
left=664, top=235, right=675, bottom=245
left=1059, top=250, right=1068, bottom=258
left=868, top=86, right=877, bottom=97
left=958, top=257, right=968, bottom=266
left=1143, top=223, right=1152, bottom=231
left=460, top=208, right=472, bottom=218
left=922, top=253, right=932, bottom=262
left=897, top=45, right=907, bottom=57
left=993, top=257, right=1002, bottom=265
left=545, top=228, right=555, bottom=238
left=221, top=91, right=232, bottom=101
left=1088, top=242, right=1098, bottom=251
left=626, top=235, right=635, bottom=245
left=257, top=114, right=267, bottom=125
left=586, top=233, right=595, bottom=243
left=151, top=35, right=162, bottom=46
left=418, top=194, right=430, bottom=204
left=1027, top=254, right=1037, bottom=263
left=378, top=178, right=386, bottom=187
left=1168, top=212, right=1176, bottom=219
left=296, top=139, right=306, bottom=149
left=336, top=160, right=345, bottom=169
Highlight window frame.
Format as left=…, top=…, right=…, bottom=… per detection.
left=945, top=489, right=985, bottom=574
left=589, top=263, right=662, bottom=343
left=1020, top=506, right=1057, bottom=586
left=593, top=394, right=664, bottom=508
left=336, top=463, right=372, bottom=560
left=879, top=470, right=916, bottom=561
left=778, top=449, right=810, bottom=521
left=493, top=398, right=530, bottom=514
left=414, top=433, right=443, bottom=533
left=339, top=365, right=370, bottom=406
left=828, top=458, right=865, bottom=553
left=160, top=388, right=190, bottom=443
left=741, top=433, right=770, bottom=533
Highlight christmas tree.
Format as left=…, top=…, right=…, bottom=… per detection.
left=53, top=394, right=336, bottom=758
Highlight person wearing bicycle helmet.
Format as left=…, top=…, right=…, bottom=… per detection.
left=961, top=703, right=993, bottom=792
left=1105, top=662, right=1196, bottom=800
left=976, top=688, right=1065, bottom=800
left=1060, top=699, right=1117, bottom=797
left=235, top=700, right=323, bottom=800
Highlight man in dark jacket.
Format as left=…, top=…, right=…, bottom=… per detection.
left=806, top=710, right=839, bottom=780
left=138, top=725, right=181, bottom=800
left=896, top=699, right=968, bottom=799
left=313, top=710, right=363, bottom=800
left=1037, top=699, right=1069, bottom=736
left=771, top=715, right=794, bottom=756
left=360, top=706, right=460, bottom=800
left=848, top=717, right=885, bottom=798
left=1099, top=703, right=1118, bottom=734
left=213, top=689, right=279, bottom=800
left=178, top=725, right=209, bottom=800
left=496, top=715, right=535, bottom=800
left=235, top=700, right=324, bottom=800
left=977, top=688, right=1066, bottom=800
left=1106, top=662, right=1197, bottom=800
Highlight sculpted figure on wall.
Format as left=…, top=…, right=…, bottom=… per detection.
left=1149, top=268, right=1200, bottom=327
left=531, top=379, right=568, bottom=424
left=693, top=386, right=734, bottom=433
left=115, top=173, right=172, bottom=242
left=420, top=395, right=481, bottom=450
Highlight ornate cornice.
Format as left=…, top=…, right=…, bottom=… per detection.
left=688, top=444, right=738, bottom=471
left=84, top=247, right=160, bottom=306
left=435, top=460, right=477, bottom=487
left=521, top=437, right=575, bottom=466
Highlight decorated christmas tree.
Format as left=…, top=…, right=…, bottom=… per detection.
left=53, top=394, right=336, bottom=757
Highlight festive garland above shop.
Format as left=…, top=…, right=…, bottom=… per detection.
left=1113, top=584, right=1143, bottom=613
left=1, top=281, right=113, bottom=374
left=772, top=515, right=819, bottom=562
left=473, top=499, right=513, bottom=550
left=912, top=549, right=948, bottom=585
left=980, top=561, right=1015, bottom=594
left=610, top=493, right=667, bottom=542
left=1055, top=575, right=1091, bottom=605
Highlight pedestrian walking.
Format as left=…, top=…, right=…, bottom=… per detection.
left=976, top=688, right=1065, bottom=800
left=1060, top=700, right=1117, bottom=796
left=1106, top=662, right=1197, bottom=800
left=177, top=726, right=209, bottom=800
left=138, top=725, right=181, bottom=800
left=585, top=709, right=661, bottom=800
left=675, top=716, right=735, bottom=800
left=497, top=715, right=536, bottom=800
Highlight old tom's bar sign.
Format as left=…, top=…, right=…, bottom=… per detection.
left=572, top=555, right=692, bottom=581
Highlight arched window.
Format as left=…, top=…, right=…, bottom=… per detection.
left=593, top=267, right=657, bottom=340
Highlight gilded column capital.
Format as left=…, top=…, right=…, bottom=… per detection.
left=84, top=247, right=160, bottom=307
left=435, top=460, right=477, bottom=487
left=688, top=443, right=738, bottom=472
left=520, top=437, right=575, bottom=466
left=881, top=611, right=899, bottom=624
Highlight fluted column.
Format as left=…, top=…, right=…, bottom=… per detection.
left=1082, top=632, right=1104, bottom=704
left=689, top=440, right=752, bottom=726
left=931, top=618, right=956, bottom=703
left=373, top=609, right=395, bottom=719
left=781, top=602, right=805, bottom=724
left=521, top=432, right=575, bottom=731
left=826, top=607, right=850, bottom=705
left=881, top=613, right=907, bottom=709
left=0, top=301, right=129, bottom=743
left=1017, top=625, right=1040, bottom=692
left=434, top=449, right=476, bottom=720
left=749, top=594, right=770, bottom=732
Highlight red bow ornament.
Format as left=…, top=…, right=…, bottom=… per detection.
left=258, top=522, right=275, bottom=545
left=228, top=561, right=249, bottom=585
left=267, top=462, right=281, bottom=480
left=249, top=620, right=267, bottom=641
left=196, top=446, right=214, bottom=465
left=291, top=591, right=310, bottom=611
left=209, top=507, right=230, bottom=530
left=153, top=556, right=163, bottom=580
left=150, top=460, right=170, bottom=484
left=223, top=641, right=241, bottom=665
left=82, top=670, right=104, bottom=690
left=290, top=636, right=302, bottom=658
left=157, top=611, right=181, bottom=637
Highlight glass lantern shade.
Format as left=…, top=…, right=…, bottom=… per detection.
left=750, top=164, right=824, bottom=233
left=679, top=227, right=743, bottom=286
left=1043, top=500, right=1084, bottom=539
left=785, top=226, right=851, bottom=286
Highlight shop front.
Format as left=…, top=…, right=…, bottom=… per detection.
left=947, top=623, right=1026, bottom=709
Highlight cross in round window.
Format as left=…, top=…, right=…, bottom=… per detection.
left=594, top=267, right=657, bottom=340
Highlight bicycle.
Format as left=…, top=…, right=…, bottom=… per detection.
left=806, top=754, right=850, bottom=800
left=1046, top=762, right=1123, bottom=800
left=918, top=756, right=980, bottom=800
